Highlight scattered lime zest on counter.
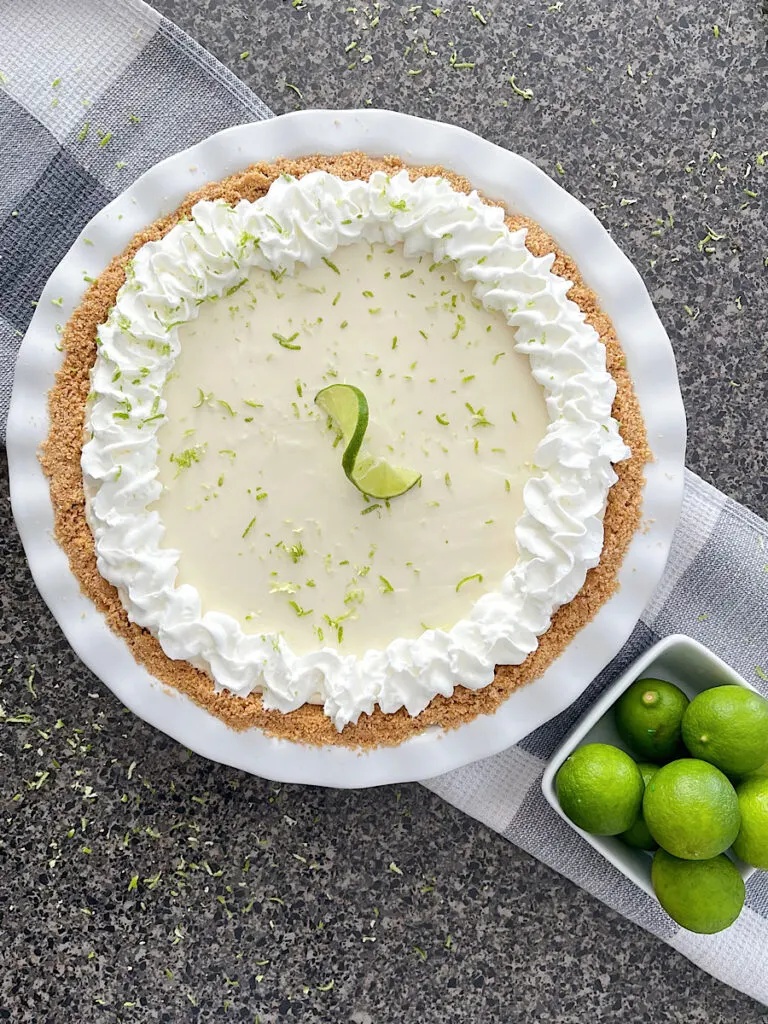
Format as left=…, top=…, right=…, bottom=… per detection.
left=492, top=351, right=505, bottom=364
left=361, top=503, right=382, bottom=515
left=505, top=479, right=511, bottom=492
left=219, top=449, right=236, bottom=459
left=508, top=74, right=533, bottom=100
left=435, top=413, right=449, bottom=425
left=98, top=131, right=112, bottom=148
left=244, top=399, right=263, bottom=408
left=242, top=517, right=257, bottom=539
left=555, top=161, right=565, bottom=176
left=217, top=399, right=236, bottom=417
left=378, top=575, right=394, bottom=594
left=400, top=268, right=414, bottom=278
left=449, top=49, right=475, bottom=69
left=77, top=122, right=89, bottom=141
left=285, top=82, right=303, bottom=99
left=757, top=667, right=768, bottom=682
left=456, top=573, right=484, bottom=592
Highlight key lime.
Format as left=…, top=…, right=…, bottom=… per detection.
left=556, top=743, right=644, bottom=835
left=315, top=384, right=421, bottom=499
left=643, top=758, right=740, bottom=859
left=651, top=849, right=745, bottom=933
left=681, top=685, right=768, bottom=776
left=614, top=678, right=689, bottom=762
left=731, top=775, right=768, bottom=869
left=619, top=762, right=660, bottom=850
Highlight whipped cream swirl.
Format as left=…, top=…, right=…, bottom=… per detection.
left=82, top=170, right=630, bottom=730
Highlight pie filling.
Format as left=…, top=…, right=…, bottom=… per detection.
left=82, top=170, right=630, bottom=729
left=155, top=241, right=549, bottom=656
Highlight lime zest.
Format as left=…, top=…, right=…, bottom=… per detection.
left=322, top=257, right=340, bottom=274
left=378, top=575, right=394, bottom=594
left=456, top=573, right=484, bottom=592
left=286, top=542, right=306, bottom=563
left=288, top=600, right=313, bottom=618
left=273, top=331, right=301, bottom=350
left=242, top=517, right=257, bottom=538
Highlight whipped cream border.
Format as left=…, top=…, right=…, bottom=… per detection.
left=82, top=170, right=630, bottom=730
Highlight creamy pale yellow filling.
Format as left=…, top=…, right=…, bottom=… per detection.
left=153, top=242, right=548, bottom=655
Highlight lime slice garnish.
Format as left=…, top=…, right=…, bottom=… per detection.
left=315, top=384, right=421, bottom=500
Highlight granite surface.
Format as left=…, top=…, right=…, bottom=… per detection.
left=2, top=0, right=768, bottom=1021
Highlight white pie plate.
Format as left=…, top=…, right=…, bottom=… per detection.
left=7, top=109, right=686, bottom=787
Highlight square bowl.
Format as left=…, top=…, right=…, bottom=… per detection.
left=541, top=633, right=758, bottom=900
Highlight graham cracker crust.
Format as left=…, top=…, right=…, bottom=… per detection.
left=40, top=152, right=650, bottom=749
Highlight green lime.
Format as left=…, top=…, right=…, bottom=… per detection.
left=682, top=685, right=768, bottom=776
left=619, top=763, right=660, bottom=850
left=556, top=743, right=644, bottom=835
left=732, top=776, right=768, bottom=869
left=651, top=849, right=745, bottom=933
left=614, top=678, right=689, bottom=762
left=643, top=758, right=740, bottom=859
left=315, top=383, right=421, bottom=500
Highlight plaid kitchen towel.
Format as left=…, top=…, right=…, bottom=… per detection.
left=2, top=0, right=767, bottom=1007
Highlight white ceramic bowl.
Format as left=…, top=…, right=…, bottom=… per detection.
left=7, top=109, right=687, bottom=787
left=541, top=633, right=758, bottom=900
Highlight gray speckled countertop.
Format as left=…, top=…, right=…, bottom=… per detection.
left=2, top=1, right=768, bottom=1022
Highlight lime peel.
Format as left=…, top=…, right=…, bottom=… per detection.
left=315, top=384, right=421, bottom=500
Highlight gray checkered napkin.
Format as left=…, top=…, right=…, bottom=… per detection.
left=2, top=0, right=767, bottom=1005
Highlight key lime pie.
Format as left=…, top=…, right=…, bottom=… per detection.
left=42, top=153, right=649, bottom=747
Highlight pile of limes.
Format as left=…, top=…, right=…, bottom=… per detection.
left=556, top=681, right=768, bottom=933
